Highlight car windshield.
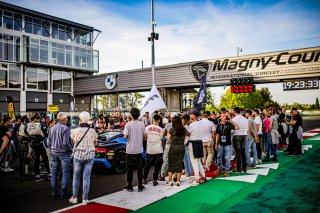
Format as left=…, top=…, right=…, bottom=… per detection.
left=98, top=131, right=122, bottom=141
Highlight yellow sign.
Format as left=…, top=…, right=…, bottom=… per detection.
left=8, top=102, right=15, bottom=119
left=48, top=104, right=59, bottom=112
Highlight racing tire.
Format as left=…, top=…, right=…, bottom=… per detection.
left=112, top=149, right=127, bottom=173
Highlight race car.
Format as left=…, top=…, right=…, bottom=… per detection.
left=94, top=130, right=128, bottom=173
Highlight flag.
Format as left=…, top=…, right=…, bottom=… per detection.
left=194, top=75, right=207, bottom=111
left=6, top=96, right=15, bottom=119
left=140, top=84, right=167, bottom=117
left=69, top=95, right=75, bottom=112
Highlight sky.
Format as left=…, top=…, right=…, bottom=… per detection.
left=6, top=0, right=320, bottom=106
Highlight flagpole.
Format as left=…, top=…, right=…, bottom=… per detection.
left=149, top=0, right=158, bottom=86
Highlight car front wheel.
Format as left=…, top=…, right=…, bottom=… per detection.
left=112, top=149, right=127, bottom=173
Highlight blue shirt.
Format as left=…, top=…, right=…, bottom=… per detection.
left=47, top=122, right=72, bottom=155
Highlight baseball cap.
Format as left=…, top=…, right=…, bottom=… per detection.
left=188, top=109, right=200, bottom=117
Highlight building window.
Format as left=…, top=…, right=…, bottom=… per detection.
left=30, top=38, right=39, bottom=62
left=0, top=63, right=21, bottom=89
left=53, top=70, right=71, bottom=92
left=40, top=40, right=48, bottom=63
left=9, top=64, right=21, bottom=88
left=13, top=13, right=22, bottom=31
left=0, top=63, right=8, bottom=88
left=0, top=33, right=20, bottom=62
left=24, top=16, right=33, bottom=34
left=26, top=67, right=48, bottom=90
left=41, top=20, right=50, bottom=37
left=3, top=11, right=13, bottom=30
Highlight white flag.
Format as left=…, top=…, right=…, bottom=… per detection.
left=140, top=84, right=167, bottom=117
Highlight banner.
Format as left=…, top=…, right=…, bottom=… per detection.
left=140, top=84, right=167, bottom=117
left=6, top=96, right=15, bottom=119
left=194, top=75, right=207, bottom=111
left=69, top=95, right=75, bottom=112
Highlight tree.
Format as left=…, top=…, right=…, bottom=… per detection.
left=219, top=87, right=280, bottom=110
left=315, top=97, right=320, bottom=109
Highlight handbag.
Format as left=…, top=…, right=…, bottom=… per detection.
left=72, top=127, right=90, bottom=157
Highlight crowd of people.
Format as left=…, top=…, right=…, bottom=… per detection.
left=0, top=106, right=303, bottom=203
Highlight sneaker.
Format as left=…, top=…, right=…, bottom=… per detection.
left=138, top=185, right=145, bottom=192
left=142, top=179, right=148, bottom=185
left=82, top=200, right=89, bottom=205
left=213, top=169, right=223, bottom=174
left=158, top=176, right=165, bottom=181
left=69, top=197, right=78, bottom=204
left=35, top=175, right=44, bottom=182
left=200, top=177, right=207, bottom=183
left=3, top=167, right=14, bottom=172
left=247, top=164, right=252, bottom=168
left=167, top=181, right=173, bottom=186
left=251, top=164, right=257, bottom=168
left=223, top=172, right=230, bottom=177
left=123, top=185, right=133, bottom=192
left=189, top=179, right=201, bottom=186
left=176, top=181, right=181, bottom=186
left=152, top=181, right=158, bottom=186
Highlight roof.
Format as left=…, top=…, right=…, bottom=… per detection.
left=0, top=1, right=101, bottom=32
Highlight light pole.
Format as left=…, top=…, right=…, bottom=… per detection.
left=237, top=47, right=242, bottom=57
left=148, top=0, right=159, bottom=85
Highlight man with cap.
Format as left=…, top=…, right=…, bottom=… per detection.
left=159, top=112, right=176, bottom=181
left=188, top=109, right=206, bottom=185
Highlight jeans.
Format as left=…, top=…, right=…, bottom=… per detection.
left=51, top=154, right=71, bottom=196
left=217, top=144, right=233, bottom=173
left=202, top=142, right=213, bottom=168
left=143, top=153, right=163, bottom=181
left=183, top=145, right=193, bottom=176
left=245, top=137, right=257, bottom=165
left=233, top=135, right=247, bottom=172
left=189, top=143, right=205, bottom=179
left=256, top=134, right=263, bottom=160
left=72, top=158, right=94, bottom=200
left=266, top=133, right=278, bottom=160
left=126, top=154, right=143, bottom=187
left=160, top=143, right=171, bottom=177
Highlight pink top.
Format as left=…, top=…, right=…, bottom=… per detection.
left=263, top=118, right=270, bottom=133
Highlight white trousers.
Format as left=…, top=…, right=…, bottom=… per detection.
left=188, top=143, right=205, bottom=179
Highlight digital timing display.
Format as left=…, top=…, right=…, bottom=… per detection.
left=283, top=78, right=319, bottom=91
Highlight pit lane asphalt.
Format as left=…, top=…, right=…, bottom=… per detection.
left=1, top=117, right=319, bottom=213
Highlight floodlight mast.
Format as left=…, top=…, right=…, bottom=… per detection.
left=149, top=0, right=159, bottom=86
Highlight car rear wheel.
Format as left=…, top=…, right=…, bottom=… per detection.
left=113, top=149, right=127, bottom=173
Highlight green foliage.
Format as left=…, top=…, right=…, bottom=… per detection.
left=219, top=87, right=279, bottom=110
left=315, top=97, right=320, bottom=109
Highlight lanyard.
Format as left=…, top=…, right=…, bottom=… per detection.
left=221, top=124, right=226, bottom=135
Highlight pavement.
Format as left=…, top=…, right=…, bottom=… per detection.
left=0, top=117, right=319, bottom=213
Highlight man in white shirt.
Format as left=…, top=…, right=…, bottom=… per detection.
left=232, top=107, right=249, bottom=173
left=123, top=108, right=145, bottom=192
left=253, top=109, right=263, bottom=164
left=143, top=114, right=163, bottom=186
left=201, top=111, right=216, bottom=171
left=188, top=109, right=206, bottom=185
